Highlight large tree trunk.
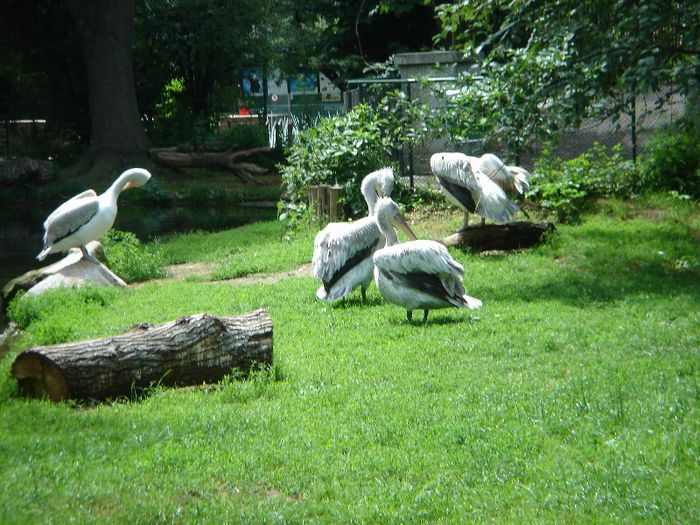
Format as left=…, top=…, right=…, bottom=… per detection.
left=11, top=310, right=273, bottom=402
left=63, top=0, right=149, bottom=161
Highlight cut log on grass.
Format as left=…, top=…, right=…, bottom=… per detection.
left=149, top=146, right=273, bottom=183
left=11, top=309, right=273, bottom=402
left=441, top=221, right=555, bottom=252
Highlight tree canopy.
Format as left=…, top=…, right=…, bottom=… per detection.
left=431, top=0, right=700, bottom=158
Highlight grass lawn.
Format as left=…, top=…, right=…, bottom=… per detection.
left=0, top=194, right=698, bottom=523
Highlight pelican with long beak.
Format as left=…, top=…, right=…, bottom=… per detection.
left=430, top=152, right=518, bottom=229
left=37, top=168, right=152, bottom=263
left=312, top=167, right=395, bottom=302
left=372, top=197, right=482, bottom=322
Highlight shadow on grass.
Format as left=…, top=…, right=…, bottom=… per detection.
left=330, top=295, right=384, bottom=309
left=480, top=225, right=700, bottom=306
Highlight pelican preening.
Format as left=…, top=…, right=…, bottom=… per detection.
left=37, top=168, right=152, bottom=263
left=312, top=168, right=395, bottom=302
left=476, top=153, right=530, bottom=196
left=360, top=167, right=394, bottom=216
left=430, top=152, right=530, bottom=229
left=372, top=197, right=482, bottom=322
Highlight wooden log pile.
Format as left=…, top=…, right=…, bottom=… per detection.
left=11, top=310, right=273, bottom=402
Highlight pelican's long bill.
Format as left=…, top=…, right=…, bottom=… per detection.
left=391, top=212, right=417, bottom=241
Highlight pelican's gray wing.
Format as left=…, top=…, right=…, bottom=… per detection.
left=312, top=217, right=380, bottom=284
left=430, top=152, right=481, bottom=192
left=43, top=195, right=99, bottom=244
left=44, top=189, right=97, bottom=228
left=374, top=240, right=469, bottom=306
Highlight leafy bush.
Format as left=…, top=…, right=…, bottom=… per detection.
left=639, top=117, right=700, bottom=198
left=218, top=124, right=268, bottom=151
left=101, top=230, right=167, bottom=283
left=279, top=103, right=393, bottom=216
left=528, top=144, right=638, bottom=222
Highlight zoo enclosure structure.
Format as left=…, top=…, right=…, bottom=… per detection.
left=343, top=51, right=687, bottom=184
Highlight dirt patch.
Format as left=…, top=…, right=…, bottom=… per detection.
left=163, top=261, right=312, bottom=285
left=217, top=263, right=312, bottom=286
left=166, top=262, right=217, bottom=280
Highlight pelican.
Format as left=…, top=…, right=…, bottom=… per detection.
left=360, top=167, right=394, bottom=216
left=472, top=153, right=530, bottom=197
left=430, top=152, right=519, bottom=229
left=312, top=167, right=395, bottom=302
left=37, top=168, right=152, bottom=263
left=373, top=197, right=482, bottom=322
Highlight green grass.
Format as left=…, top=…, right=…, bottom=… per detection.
left=157, top=219, right=316, bottom=280
left=0, top=194, right=698, bottom=523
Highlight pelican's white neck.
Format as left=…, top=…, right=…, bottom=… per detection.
left=361, top=182, right=378, bottom=216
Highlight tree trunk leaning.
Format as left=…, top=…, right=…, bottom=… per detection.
left=441, top=221, right=555, bottom=252
left=11, top=310, right=273, bottom=402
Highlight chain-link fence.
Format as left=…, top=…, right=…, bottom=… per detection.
left=345, top=77, right=463, bottom=188
left=345, top=77, right=688, bottom=185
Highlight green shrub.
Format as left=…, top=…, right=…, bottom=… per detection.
left=279, top=103, right=394, bottom=216
left=101, top=230, right=167, bottom=283
left=218, top=124, right=268, bottom=151
left=528, top=143, right=638, bottom=222
left=639, top=117, right=700, bottom=198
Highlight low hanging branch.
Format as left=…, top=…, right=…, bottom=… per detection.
left=11, top=310, right=273, bottom=402
left=441, top=221, right=555, bottom=252
left=148, top=146, right=273, bottom=184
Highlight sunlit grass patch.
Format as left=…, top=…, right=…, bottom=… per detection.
left=0, top=194, right=698, bottom=523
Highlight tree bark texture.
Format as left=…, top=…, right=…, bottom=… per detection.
left=63, top=0, right=149, bottom=157
left=441, top=221, right=555, bottom=252
left=11, top=310, right=273, bottom=402
left=149, top=147, right=273, bottom=183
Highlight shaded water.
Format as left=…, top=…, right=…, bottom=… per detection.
left=0, top=201, right=277, bottom=331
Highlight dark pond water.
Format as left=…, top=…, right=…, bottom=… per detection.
left=0, top=201, right=277, bottom=330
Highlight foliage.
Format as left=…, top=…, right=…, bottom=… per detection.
left=638, top=115, right=700, bottom=198
left=430, top=49, right=566, bottom=160
left=0, top=196, right=698, bottom=522
left=101, top=230, right=167, bottom=283
left=279, top=103, right=393, bottom=216
left=135, top=0, right=293, bottom=122
left=430, top=0, right=700, bottom=160
left=528, top=144, right=638, bottom=222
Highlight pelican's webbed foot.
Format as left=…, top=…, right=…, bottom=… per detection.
left=80, top=245, right=101, bottom=265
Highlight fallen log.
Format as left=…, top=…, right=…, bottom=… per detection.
left=148, top=146, right=273, bottom=183
left=441, top=221, right=555, bottom=252
left=11, top=309, right=273, bottom=402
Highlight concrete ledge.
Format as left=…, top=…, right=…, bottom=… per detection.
left=393, top=51, right=470, bottom=67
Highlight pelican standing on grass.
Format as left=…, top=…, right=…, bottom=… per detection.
left=430, top=152, right=519, bottom=229
left=312, top=167, right=395, bottom=302
left=372, top=197, right=482, bottom=323
left=37, top=168, right=152, bottom=263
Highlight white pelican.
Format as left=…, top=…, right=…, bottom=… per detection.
left=373, top=197, right=482, bottom=322
left=360, top=167, right=394, bottom=216
left=37, top=168, right=151, bottom=263
left=312, top=167, right=395, bottom=302
left=471, top=153, right=530, bottom=197
left=430, top=152, right=519, bottom=229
